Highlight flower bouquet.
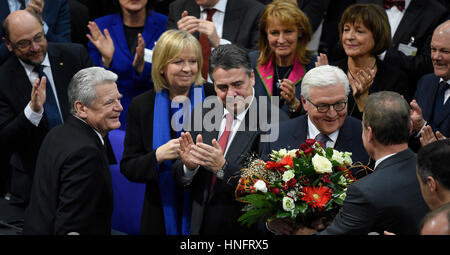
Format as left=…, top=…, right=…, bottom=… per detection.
left=235, top=139, right=360, bottom=229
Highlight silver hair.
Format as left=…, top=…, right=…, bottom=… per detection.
left=68, top=67, right=118, bottom=114
left=300, top=65, right=350, bottom=100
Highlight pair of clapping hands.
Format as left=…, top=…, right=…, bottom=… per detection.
left=155, top=132, right=226, bottom=173
left=410, top=100, right=447, bottom=146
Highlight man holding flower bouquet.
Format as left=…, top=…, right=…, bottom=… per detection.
left=315, top=91, right=429, bottom=235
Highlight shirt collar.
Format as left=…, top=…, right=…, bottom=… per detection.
left=18, top=52, right=50, bottom=76
left=200, top=0, right=227, bottom=13
left=73, top=115, right=105, bottom=146
left=374, top=153, right=396, bottom=170
left=439, top=78, right=450, bottom=85
left=307, top=115, right=340, bottom=144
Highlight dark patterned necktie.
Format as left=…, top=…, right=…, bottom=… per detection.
left=34, top=65, right=63, bottom=128
left=383, top=0, right=406, bottom=11
left=315, top=133, right=330, bottom=149
left=432, top=81, right=450, bottom=123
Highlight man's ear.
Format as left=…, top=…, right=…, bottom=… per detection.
left=367, top=126, right=374, bottom=142
left=301, top=96, right=308, bottom=112
left=2, top=37, right=13, bottom=52
left=426, top=176, right=438, bottom=193
left=74, top=101, right=88, bottom=119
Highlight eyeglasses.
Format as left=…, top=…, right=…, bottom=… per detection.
left=306, top=98, right=347, bottom=113
left=11, top=32, right=45, bottom=50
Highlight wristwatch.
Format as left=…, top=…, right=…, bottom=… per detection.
left=216, top=161, right=228, bottom=179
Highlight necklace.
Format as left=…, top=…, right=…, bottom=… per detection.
left=275, top=64, right=293, bottom=88
left=348, top=59, right=377, bottom=81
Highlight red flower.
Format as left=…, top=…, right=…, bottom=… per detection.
left=321, top=173, right=331, bottom=184
left=301, top=186, right=332, bottom=210
left=270, top=187, right=280, bottom=195
left=303, top=147, right=314, bottom=157
left=299, top=143, right=310, bottom=151
left=280, top=155, right=293, bottom=168
left=266, top=161, right=286, bottom=172
left=305, top=139, right=316, bottom=146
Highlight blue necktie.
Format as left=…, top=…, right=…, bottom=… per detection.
left=36, top=65, right=62, bottom=128
left=432, top=81, right=450, bottom=124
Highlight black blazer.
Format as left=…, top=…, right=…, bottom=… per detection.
left=120, top=84, right=216, bottom=234
left=23, top=115, right=113, bottom=235
left=262, top=114, right=370, bottom=178
left=332, top=57, right=410, bottom=120
left=0, top=42, right=93, bottom=205
left=173, top=95, right=285, bottom=235
left=318, top=148, right=429, bottom=235
left=167, top=0, right=265, bottom=50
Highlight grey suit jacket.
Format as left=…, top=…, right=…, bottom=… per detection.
left=167, top=0, right=265, bottom=50
left=318, top=148, right=429, bottom=235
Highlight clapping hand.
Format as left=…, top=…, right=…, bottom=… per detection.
left=190, top=138, right=226, bottom=172
left=30, top=76, right=47, bottom=113
left=178, top=132, right=200, bottom=170
left=315, top=53, right=329, bottom=67
left=410, top=100, right=425, bottom=133
left=155, top=138, right=180, bottom=163
left=26, top=0, right=44, bottom=16
left=279, top=79, right=300, bottom=111
left=132, top=33, right=146, bottom=75
left=177, top=10, right=220, bottom=48
left=420, top=125, right=447, bottom=146
left=87, top=21, right=115, bottom=68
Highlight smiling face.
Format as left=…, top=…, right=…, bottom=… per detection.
left=266, top=17, right=299, bottom=64
left=119, top=0, right=147, bottom=12
left=431, top=26, right=450, bottom=80
left=302, top=84, right=347, bottom=135
left=4, top=11, right=47, bottom=66
left=341, top=22, right=375, bottom=58
left=163, top=47, right=199, bottom=97
left=83, top=82, right=123, bottom=136
left=212, top=67, right=255, bottom=114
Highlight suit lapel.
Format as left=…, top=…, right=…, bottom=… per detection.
left=334, top=117, right=353, bottom=151
left=47, top=45, right=70, bottom=120
left=392, top=1, right=422, bottom=44
left=9, top=57, right=32, bottom=109
left=422, top=76, right=440, bottom=123
left=435, top=98, right=450, bottom=126
left=111, top=14, right=131, bottom=59
left=222, top=0, right=242, bottom=43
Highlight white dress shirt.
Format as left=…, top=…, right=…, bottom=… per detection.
left=22, top=53, right=63, bottom=127
left=307, top=116, right=340, bottom=149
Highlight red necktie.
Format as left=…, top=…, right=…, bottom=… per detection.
left=210, top=113, right=233, bottom=192
left=199, top=8, right=217, bottom=80
left=383, top=0, right=405, bottom=11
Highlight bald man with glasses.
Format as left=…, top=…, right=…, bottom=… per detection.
left=0, top=10, right=92, bottom=206
left=261, top=65, right=370, bottom=179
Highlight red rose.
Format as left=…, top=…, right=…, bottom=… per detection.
left=270, top=187, right=280, bottom=194
left=305, top=139, right=316, bottom=146
left=299, top=143, right=309, bottom=151
left=287, top=178, right=297, bottom=188
left=303, top=147, right=314, bottom=156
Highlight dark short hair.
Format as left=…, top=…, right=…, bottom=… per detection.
left=417, top=139, right=450, bottom=190
left=208, top=44, right=252, bottom=81
left=339, top=4, right=391, bottom=56
left=363, top=91, right=410, bottom=145
left=420, top=202, right=450, bottom=234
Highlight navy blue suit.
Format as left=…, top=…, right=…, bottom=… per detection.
left=88, top=11, right=167, bottom=130
left=409, top=73, right=450, bottom=152
left=261, top=114, right=370, bottom=178
left=0, top=0, right=71, bottom=65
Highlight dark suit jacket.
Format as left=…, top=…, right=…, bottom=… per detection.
left=167, top=0, right=265, bottom=50
left=0, top=42, right=93, bottom=205
left=261, top=114, right=370, bottom=178
left=173, top=95, right=285, bottom=235
left=23, top=115, right=113, bottom=235
left=318, top=148, right=429, bottom=235
left=409, top=73, right=450, bottom=151
left=120, top=84, right=215, bottom=235
left=333, top=57, right=410, bottom=119
left=0, top=0, right=72, bottom=64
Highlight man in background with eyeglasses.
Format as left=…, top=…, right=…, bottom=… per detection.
left=0, top=9, right=92, bottom=208
left=261, top=65, right=370, bottom=179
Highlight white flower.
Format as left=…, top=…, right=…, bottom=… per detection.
left=332, top=149, right=344, bottom=165
left=343, top=152, right=353, bottom=165
left=338, top=175, right=347, bottom=186
left=253, top=180, right=267, bottom=193
left=282, top=170, right=295, bottom=182
left=278, top=148, right=288, bottom=158
left=338, top=190, right=347, bottom=201
left=287, top=149, right=298, bottom=158
left=282, top=196, right=295, bottom=211
left=312, top=154, right=332, bottom=174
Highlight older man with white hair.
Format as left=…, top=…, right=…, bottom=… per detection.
left=23, top=67, right=123, bottom=235
left=261, top=65, right=370, bottom=178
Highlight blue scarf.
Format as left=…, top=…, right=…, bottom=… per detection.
left=153, top=84, right=205, bottom=235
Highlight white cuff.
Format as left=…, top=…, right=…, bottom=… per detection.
left=24, top=102, right=43, bottom=127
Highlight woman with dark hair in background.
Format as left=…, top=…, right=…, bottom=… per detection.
left=86, top=0, right=167, bottom=130
left=316, top=4, right=409, bottom=120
